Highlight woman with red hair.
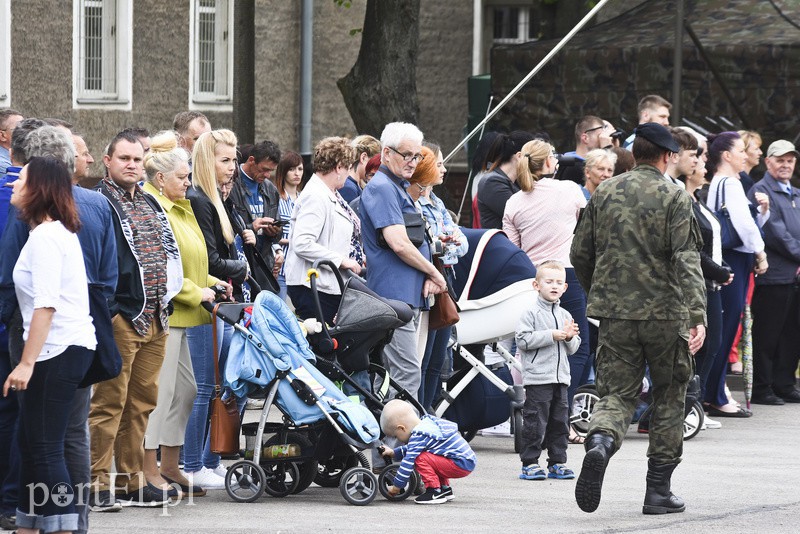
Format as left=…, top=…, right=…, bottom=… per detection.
left=5, top=157, right=97, bottom=533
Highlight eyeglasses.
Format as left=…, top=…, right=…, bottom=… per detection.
left=584, top=124, right=608, bottom=134
left=388, top=146, right=425, bottom=163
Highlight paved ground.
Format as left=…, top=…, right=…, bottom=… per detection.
left=90, top=383, right=800, bottom=533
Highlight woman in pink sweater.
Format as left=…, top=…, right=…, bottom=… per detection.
left=502, top=139, right=590, bottom=444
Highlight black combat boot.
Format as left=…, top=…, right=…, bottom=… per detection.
left=642, top=460, right=685, bottom=514
left=575, top=432, right=615, bottom=513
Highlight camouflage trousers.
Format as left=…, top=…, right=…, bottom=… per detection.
left=588, top=319, right=694, bottom=464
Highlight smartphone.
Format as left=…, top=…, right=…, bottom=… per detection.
left=271, top=219, right=289, bottom=227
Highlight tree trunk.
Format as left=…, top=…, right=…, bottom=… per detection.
left=338, top=0, right=421, bottom=137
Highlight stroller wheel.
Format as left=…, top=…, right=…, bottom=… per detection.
left=263, top=431, right=317, bottom=494
left=263, top=462, right=301, bottom=498
left=339, top=467, right=378, bottom=506
left=512, top=409, right=524, bottom=454
left=225, top=460, right=266, bottom=503
left=315, top=454, right=361, bottom=488
left=570, top=385, right=600, bottom=438
left=683, top=400, right=704, bottom=441
left=378, top=464, right=419, bottom=501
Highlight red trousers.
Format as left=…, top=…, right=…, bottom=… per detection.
left=415, top=451, right=471, bottom=489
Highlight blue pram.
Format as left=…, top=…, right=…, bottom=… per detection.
left=217, top=290, right=386, bottom=505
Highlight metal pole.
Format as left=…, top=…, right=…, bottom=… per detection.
left=672, top=0, right=684, bottom=125
left=472, top=0, right=483, bottom=76
left=299, top=0, right=313, bottom=156
left=443, top=0, right=611, bottom=164
left=233, top=0, right=255, bottom=145
left=684, top=22, right=751, bottom=129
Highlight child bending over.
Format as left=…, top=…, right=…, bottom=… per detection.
left=516, top=260, right=581, bottom=481
left=379, top=399, right=476, bottom=504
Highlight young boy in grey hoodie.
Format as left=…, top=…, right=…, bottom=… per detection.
left=516, top=260, right=581, bottom=481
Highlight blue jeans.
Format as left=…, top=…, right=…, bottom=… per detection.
left=419, top=326, right=451, bottom=412
left=277, top=273, right=288, bottom=303
left=562, top=268, right=591, bottom=403
left=0, top=338, right=19, bottom=516
left=696, top=289, right=724, bottom=405
left=183, top=324, right=215, bottom=473
left=65, top=386, right=91, bottom=534
left=16, top=346, right=92, bottom=533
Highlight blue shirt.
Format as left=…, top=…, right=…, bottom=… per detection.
left=0, top=166, right=18, bottom=340
left=0, top=184, right=119, bottom=327
left=339, top=176, right=362, bottom=203
left=239, top=165, right=264, bottom=221
left=73, top=186, right=119, bottom=300
left=360, top=165, right=431, bottom=308
left=0, top=147, right=11, bottom=176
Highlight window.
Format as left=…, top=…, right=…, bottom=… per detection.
left=72, top=0, right=132, bottom=109
left=189, top=0, right=233, bottom=109
left=492, top=6, right=535, bottom=45
left=0, top=0, right=10, bottom=107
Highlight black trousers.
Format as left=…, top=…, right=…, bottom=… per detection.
left=519, top=383, right=569, bottom=467
left=751, top=284, right=800, bottom=397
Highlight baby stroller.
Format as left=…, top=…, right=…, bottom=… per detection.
left=433, top=229, right=536, bottom=453
left=215, top=290, right=388, bottom=506
left=301, top=259, right=426, bottom=488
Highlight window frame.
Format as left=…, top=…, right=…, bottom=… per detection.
left=0, top=0, right=10, bottom=107
left=72, top=0, right=133, bottom=110
left=188, top=0, right=234, bottom=111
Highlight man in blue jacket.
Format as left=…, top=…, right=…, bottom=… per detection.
left=748, top=140, right=800, bottom=405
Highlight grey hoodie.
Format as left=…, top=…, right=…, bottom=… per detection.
left=516, top=295, right=580, bottom=386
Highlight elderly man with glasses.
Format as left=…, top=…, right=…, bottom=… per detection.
left=359, top=122, right=447, bottom=401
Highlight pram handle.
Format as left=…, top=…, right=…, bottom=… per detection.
left=306, top=260, right=348, bottom=353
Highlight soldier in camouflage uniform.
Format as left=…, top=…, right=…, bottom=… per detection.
left=569, top=123, right=707, bottom=515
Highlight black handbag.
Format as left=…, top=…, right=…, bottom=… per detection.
left=378, top=212, right=426, bottom=248
left=79, top=284, right=123, bottom=388
left=714, top=177, right=743, bottom=250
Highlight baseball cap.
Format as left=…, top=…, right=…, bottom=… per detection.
left=766, top=139, right=799, bottom=158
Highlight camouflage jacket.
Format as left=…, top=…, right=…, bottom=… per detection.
left=570, top=164, right=706, bottom=326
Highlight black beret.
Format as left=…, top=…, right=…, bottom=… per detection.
left=634, top=122, right=680, bottom=153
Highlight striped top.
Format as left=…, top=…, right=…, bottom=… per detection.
left=392, top=415, right=476, bottom=489
left=277, top=194, right=296, bottom=277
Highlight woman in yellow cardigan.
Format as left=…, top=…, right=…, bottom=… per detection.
left=140, top=131, right=231, bottom=497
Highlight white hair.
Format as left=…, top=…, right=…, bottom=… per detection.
left=380, top=122, right=424, bottom=149
left=676, top=125, right=706, bottom=147
left=23, top=125, right=76, bottom=174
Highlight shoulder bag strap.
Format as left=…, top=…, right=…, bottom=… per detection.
left=212, top=303, right=222, bottom=395
left=715, top=177, right=728, bottom=209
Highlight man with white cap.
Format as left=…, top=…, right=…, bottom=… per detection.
left=748, top=140, right=800, bottom=405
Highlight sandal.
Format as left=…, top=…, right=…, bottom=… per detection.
left=568, top=432, right=585, bottom=445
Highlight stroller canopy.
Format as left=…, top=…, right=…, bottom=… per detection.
left=452, top=229, right=537, bottom=301
left=332, top=275, right=414, bottom=334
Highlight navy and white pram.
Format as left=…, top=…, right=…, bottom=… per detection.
left=434, top=229, right=536, bottom=451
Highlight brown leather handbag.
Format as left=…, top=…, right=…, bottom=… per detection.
left=209, top=304, right=241, bottom=455
left=428, top=257, right=460, bottom=330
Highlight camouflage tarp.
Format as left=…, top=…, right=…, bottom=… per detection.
left=489, top=0, right=800, bottom=151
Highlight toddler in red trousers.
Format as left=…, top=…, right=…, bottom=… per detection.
left=379, top=399, right=476, bottom=504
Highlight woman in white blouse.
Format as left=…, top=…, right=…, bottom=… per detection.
left=706, top=131, right=769, bottom=415
left=5, top=157, right=96, bottom=533
left=284, top=137, right=362, bottom=323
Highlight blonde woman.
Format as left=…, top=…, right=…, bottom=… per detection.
left=502, top=139, right=590, bottom=443
left=184, top=129, right=246, bottom=488
left=141, top=131, right=227, bottom=496
left=582, top=148, right=617, bottom=199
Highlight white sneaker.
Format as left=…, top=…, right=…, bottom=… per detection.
left=704, top=416, right=722, bottom=429
left=478, top=420, right=511, bottom=436
left=211, top=464, right=228, bottom=479
left=183, top=467, right=226, bottom=490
